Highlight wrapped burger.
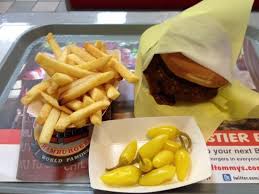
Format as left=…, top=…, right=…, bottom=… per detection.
left=134, top=0, right=258, bottom=140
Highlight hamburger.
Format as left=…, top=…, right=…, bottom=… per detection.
left=143, top=53, right=229, bottom=105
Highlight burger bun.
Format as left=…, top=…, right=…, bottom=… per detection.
left=160, top=52, right=229, bottom=88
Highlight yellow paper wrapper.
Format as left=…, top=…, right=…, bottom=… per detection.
left=134, top=0, right=256, bottom=140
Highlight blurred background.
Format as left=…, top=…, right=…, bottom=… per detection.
left=1, top=0, right=259, bottom=14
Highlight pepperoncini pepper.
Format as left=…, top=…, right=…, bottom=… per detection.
left=152, top=150, right=174, bottom=168
left=164, top=140, right=182, bottom=152
left=147, top=126, right=180, bottom=139
left=107, top=140, right=137, bottom=170
left=175, top=135, right=192, bottom=181
left=101, top=165, right=141, bottom=186
left=138, top=155, right=153, bottom=173
left=175, top=148, right=191, bottom=181
left=139, top=165, right=176, bottom=186
left=100, top=126, right=193, bottom=187
left=138, top=134, right=168, bottom=159
left=119, top=140, right=137, bottom=165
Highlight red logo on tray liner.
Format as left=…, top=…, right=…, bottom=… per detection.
left=40, top=141, right=89, bottom=157
left=0, top=129, right=20, bottom=144
left=207, top=130, right=259, bottom=146
left=31, top=125, right=92, bottom=166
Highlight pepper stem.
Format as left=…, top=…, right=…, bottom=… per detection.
left=105, top=164, right=122, bottom=171
left=106, top=155, right=138, bottom=171
left=178, top=132, right=192, bottom=152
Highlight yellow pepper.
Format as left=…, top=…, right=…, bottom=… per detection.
left=164, top=140, right=182, bottom=152
left=152, top=150, right=174, bottom=168
left=175, top=148, right=191, bottom=181
left=139, top=165, right=176, bottom=186
left=138, top=134, right=168, bottom=159
left=119, top=140, right=137, bottom=165
left=107, top=140, right=137, bottom=170
left=147, top=126, right=179, bottom=139
left=101, top=165, right=141, bottom=186
left=139, top=156, right=153, bottom=173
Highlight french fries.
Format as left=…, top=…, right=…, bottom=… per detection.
left=89, top=86, right=107, bottom=125
left=41, top=92, right=72, bottom=114
left=89, top=87, right=107, bottom=101
left=101, top=65, right=121, bottom=79
left=95, top=40, right=107, bottom=53
left=44, top=67, right=55, bottom=77
left=58, top=47, right=68, bottom=63
left=84, top=43, right=105, bottom=58
left=84, top=43, right=138, bottom=83
left=21, top=80, right=51, bottom=105
left=74, top=119, right=88, bottom=128
left=67, top=54, right=86, bottom=66
left=55, top=112, right=69, bottom=132
left=52, top=73, right=73, bottom=86
left=46, top=33, right=62, bottom=58
left=21, top=34, right=139, bottom=144
left=36, top=103, right=52, bottom=125
left=107, top=49, right=121, bottom=62
left=90, top=110, right=102, bottom=125
left=57, top=100, right=110, bottom=130
left=47, top=81, right=59, bottom=94
left=39, top=107, right=61, bottom=144
left=57, top=74, right=94, bottom=95
left=77, top=56, right=112, bottom=71
left=68, top=44, right=96, bottom=62
left=65, top=99, right=82, bottom=111
left=82, top=95, right=94, bottom=107
left=60, top=71, right=115, bottom=105
left=105, top=83, right=120, bottom=100
left=35, top=53, right=93, bottom=78
left=68, top=100, right=110, bottom=125
left=67, top=56, right=77, bottom=65
left=109, top=58, right=139, bottom=83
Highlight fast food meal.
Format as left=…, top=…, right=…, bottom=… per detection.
left=144, top=53, right=229, bottom=105
left=21, top=32, right=139, bottom=144
left=100, top=125, right=192, bottom=186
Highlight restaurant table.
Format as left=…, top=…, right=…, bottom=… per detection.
left=0, top=12, right=259, bottom=194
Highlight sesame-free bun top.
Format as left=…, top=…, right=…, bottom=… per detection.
left=160, top=52, right=229, bottom=88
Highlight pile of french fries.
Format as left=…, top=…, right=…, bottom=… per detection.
left=21, top=33, right=138, bottom=144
